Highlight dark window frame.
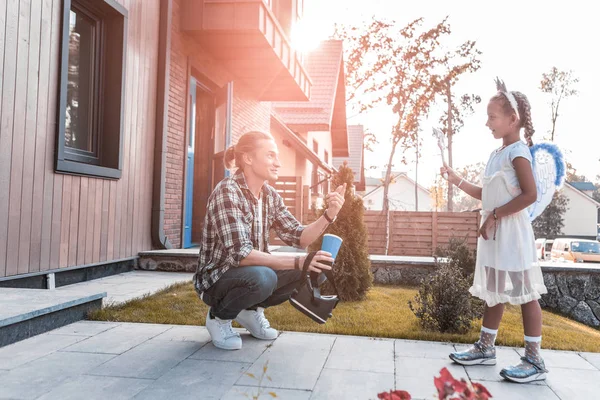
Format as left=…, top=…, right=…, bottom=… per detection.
left=56, top=0, right=128, bottom=179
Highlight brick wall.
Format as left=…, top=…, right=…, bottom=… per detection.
left=164, top=0, right=188, bottom=247
left=231, top=82, right=272, bottom=144
left=164, top=0, right=272, bottom=248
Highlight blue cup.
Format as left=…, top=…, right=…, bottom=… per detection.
left=321, top=234, right=343, bottom=260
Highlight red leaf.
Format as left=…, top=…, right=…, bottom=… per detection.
left=438, top=367, right=455, bottom=382
left=472, top=382, right=493, bottom=399
left=452, top=378, right=469, bottom=393
left=391, top=391, right=412, bottom=400
left=377, top=390, right=412, bottom=400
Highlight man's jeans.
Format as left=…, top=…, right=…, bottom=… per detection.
left=201, top=266, right=304, bottom=320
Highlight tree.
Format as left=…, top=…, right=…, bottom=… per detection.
left=430, top=174, right=447, bottom=212
left=453, top=162, right=485, bottom=211
left=337, top=17, right=481, bottom=254
left=566, top=161, right=587, bottom=183
left=440, top=92, right=481, bottom=211
left=540, top=67, right=579, bottom=142
left=309, top=163, right=373, bottom=301
left=532, top=191, right=569, bottom=238
left=363, top=127, right=378, bottom=152
left=593, top=175, right=600, bottom=204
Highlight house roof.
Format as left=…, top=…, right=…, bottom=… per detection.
left=365, top=177, right=380, bottom=186
left=362, top=172, right=430, bottom=199
left=272, top=40, right=349, bottom=157
left=569, top=181, right=597, bottom=192
left=270, top=113, right=335, bottom=174
left=332, top=125, right=364, bottom=189
left=565, top=182, right=600, bottom=207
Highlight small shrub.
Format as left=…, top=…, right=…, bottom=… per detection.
left=409, top=237, right=482, bottom=333
left=434, top=236, right=476, bottom=278
left=308, top=163, right=372, bottom=301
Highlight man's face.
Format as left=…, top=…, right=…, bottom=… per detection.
left=246, top=139, right=281, bottom=181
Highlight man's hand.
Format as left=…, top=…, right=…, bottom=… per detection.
left=325, top=183, right=347, bottom=219
left=301, top=251, right=334, bottom=273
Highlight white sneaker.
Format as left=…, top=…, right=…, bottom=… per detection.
left=235, top=307, right=278, bottom=340
left=205, top=309, right=242, bottom=350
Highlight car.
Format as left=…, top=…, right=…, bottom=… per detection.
left=535, top=238, right=554, bottom=261
left=550, top=238, right=600, bottom=263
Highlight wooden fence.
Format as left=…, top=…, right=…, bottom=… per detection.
left=270, top=177, right=481, bottom=256
left=362, top=211, right=479, bottom=256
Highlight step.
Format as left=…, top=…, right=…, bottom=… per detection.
left=0, top=288, right=106, bottom=347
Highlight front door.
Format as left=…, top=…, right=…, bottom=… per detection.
left=183, top=78, right=231, bottom=248
left=183, top=78, right=197, bottom=248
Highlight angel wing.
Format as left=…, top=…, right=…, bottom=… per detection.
left=527, top=142, right=566, bottom=221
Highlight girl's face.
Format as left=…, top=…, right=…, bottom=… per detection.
left=485, top=99, right=519, bottom=140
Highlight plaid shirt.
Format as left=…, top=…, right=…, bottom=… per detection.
left=194, top=170, right=305, bottom=293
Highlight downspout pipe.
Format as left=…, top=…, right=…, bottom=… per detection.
left=151, top=0, right=173, bottom=249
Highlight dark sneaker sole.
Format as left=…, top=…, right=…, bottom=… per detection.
left=500, top=371, right=547, bottom=383
left=449, top=354, right=497, bottom=366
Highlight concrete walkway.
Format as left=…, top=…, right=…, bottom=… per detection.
left=0, top=321, right=599, bottom=399
left=2, top=270, right=599, bottom=399
left=57, top=270, right=194, bottom=305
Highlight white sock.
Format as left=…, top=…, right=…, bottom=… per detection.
left=478, top=326, right=498, bottom=348
left=524, top=335, right=543, bottom=364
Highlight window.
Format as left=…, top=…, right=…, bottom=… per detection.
left=324, top=149, right=329, bottom=164
left=56, top=0, right=127, bottom=179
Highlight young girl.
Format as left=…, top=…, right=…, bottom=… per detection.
left=442, top=80, right=548, bottom=383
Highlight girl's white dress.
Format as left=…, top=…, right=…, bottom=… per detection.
left=470, top=141, right=547, bottom=306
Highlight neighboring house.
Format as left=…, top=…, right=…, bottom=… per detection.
left=273, top=40, right=349, bottom=208
left=0, top=0, right=321, bottom=280
left=361, top=173, right=434, bottom=212
left=561, top=182, right=600, bottom=239
left=569, top=182, right=597, bottom=198
left=333, top=125, right=366, bottom=191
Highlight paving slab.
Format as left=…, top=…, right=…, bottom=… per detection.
left=545, top=367, right=600, bottom=399
left=515, top=348, right=598, bottom=370
left=88, top=340, right=202, bottom=379
left=132, top=359, right=250, bottom=400
left=189, top=333, right=270, bottom=364
left=149, top=325, right=212, bottom=343
left=475, top=380, right=561, bottom=400
left=57, top=271, right=193, bottom=305
left=324, top=336, right=394, bottom=373
left=579, top=352, right=600, bottom=370
left=310, top=369, right=395, bottom=400
left=47, top=321, right=121, bottom=337
left=61, top=323, right=171, bottom=354
left=0, top=333, right=86, bottom=370
left=394, top=339, right=457, bottom=359
left=223, top=385, right=312, bottom=400
left=36, top=375, right=152, bottom=400
left=235, top=332, right=335, bottom=390
left=0, top=351, right=115, bottom=399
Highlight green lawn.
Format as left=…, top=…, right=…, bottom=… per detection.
left=89, top=283, right=600, bottom=352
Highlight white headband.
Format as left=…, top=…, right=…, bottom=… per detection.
left=495, top=77, right=520, bottom=119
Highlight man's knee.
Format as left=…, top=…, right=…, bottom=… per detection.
left=252, top=267, right=278, bottom=296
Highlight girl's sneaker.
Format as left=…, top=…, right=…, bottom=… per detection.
left=500, top=356, right=548, bottom=383
left=449, top=342, right=497, bottom=366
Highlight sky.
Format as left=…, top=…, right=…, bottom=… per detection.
left=295, top=0, right=600, bottom=188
